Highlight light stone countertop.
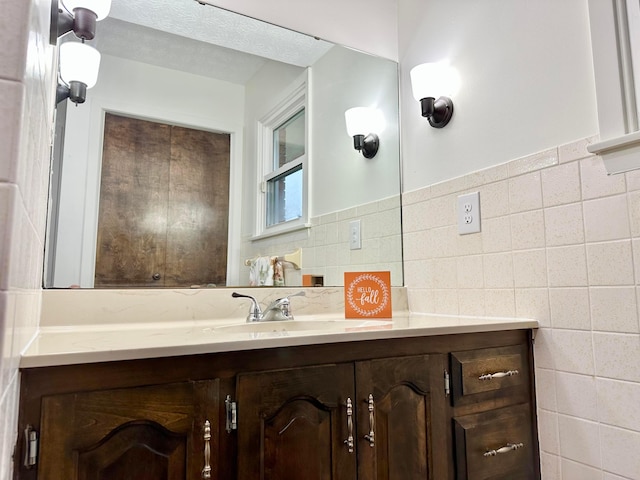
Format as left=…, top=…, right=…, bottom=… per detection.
left=21, top=312, right=538, bottom=368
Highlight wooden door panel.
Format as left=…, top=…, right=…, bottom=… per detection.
left=236, top=364, right=357, bottom=480
left=373, top=385, right=429, bottom=478
left=96, top=113, right=170, bottom=287
left=165, top=125, right=230, bottom=287
left=355, top=355, right=450, bottom=480
left=38, top=380, right=219, bottom=480
left=76, top=421, right=185, bottom=480
left=263, top=399, right=333, bottom=480
left=96, top=114, right=230, bottom=287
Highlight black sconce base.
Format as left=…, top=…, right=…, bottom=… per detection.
left=353, top=134, right=379, bottom=159
left=56, top=81, right=87, bottom=105
left=420, top=96, right=454, bottom=128
left=50, top=0, right=97, bottom=45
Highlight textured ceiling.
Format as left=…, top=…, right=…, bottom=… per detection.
left=91, top=0, right=334, bottom=83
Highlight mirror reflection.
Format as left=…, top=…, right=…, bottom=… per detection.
left=45, top=0, right=402, bottom=289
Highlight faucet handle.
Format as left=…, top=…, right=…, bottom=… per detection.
left=231, top=292, right=262, bottom=322
left=264, top=290, right=306, bottom=320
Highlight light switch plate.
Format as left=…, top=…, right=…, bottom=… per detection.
left=457, top=192, right=481, bottom=234
left=349, top=220, right=362, bottom=250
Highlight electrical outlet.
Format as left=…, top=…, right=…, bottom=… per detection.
left=349, top=220, right=362, bottom=250
left=457, top=192, right=481, bottom=234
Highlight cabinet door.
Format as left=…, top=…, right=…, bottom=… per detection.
left=355, top=355, right=449, bottom=480
left=38, top=380, right=219, bottom=480
left=236, top=364, right=356, bottom=480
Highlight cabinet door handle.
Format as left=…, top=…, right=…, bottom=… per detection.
left=478, top=369, right=519, bottom=381
left=344, top=397, right=354, bottom=453
left=364, top=394, right=375, bottom=447
left=202, top=420, right=212, bottom=479
left=483, top=442, right=524, bottom=457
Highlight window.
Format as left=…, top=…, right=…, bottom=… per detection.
left=255, top=73, right=310, bottom=237
left=267, top=109, right=305, bottom=226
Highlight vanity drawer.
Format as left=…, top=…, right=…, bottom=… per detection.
left=453, top=403, right=535, bottom=480
left=450, top=344, right=525, bottom=405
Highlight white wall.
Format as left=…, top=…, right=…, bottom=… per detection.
left=204, top=0, right=399, bottom=61
left=0, top=0, right=56, bottom=477
left=399, top=0, right=598, bottom=191
left=398, top=0, right=640, bottom=478
left=53, top=54, right=246, bottom=287
left=311, top=46, right=400, bottom=216
left=240, top=59, right=306, bottom=239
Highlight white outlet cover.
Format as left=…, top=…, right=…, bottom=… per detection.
left=457, top=192, right=481, bottom=234
left=349, top=219, right=362, bottom=249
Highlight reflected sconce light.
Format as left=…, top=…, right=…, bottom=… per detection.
left=50, top=0, right=112, bottom=44
left=344, top=107, right=385, bottom=159
left=410, top=62, right=458, bottom=128
left=56, top=42, right=101, bottom=105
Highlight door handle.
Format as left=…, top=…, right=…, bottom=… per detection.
left=364, top=394, right=375, bottom=447
left=478, top=369, right=519, bottom=381
left=344, top=398, right=354, bottom=453
left=484, top=442, right=524, bottom=457
left=202, top=420, right=212, bottom=479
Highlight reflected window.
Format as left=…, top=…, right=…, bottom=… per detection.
left=273, top=109, right=305, bottom=168
left=266, top=110, right=305, bottom=226
left=266, top=162, right=302, bottom=226
left=257, top=73, right=309, bottom=235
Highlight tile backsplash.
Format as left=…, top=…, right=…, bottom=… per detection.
left=403, top=136, right=640, bottom=479
left=242, top=194, right=403, bottom=287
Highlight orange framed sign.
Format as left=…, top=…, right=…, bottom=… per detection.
left=344, top=271, right=392, bottom=318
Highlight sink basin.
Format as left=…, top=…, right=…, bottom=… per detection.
left=213, top=319, right=392, bottom=335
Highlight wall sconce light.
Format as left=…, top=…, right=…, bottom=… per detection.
left=56, top=42, right=101, bottom=105
left=344, top=107, right=385, bottom=159
left=410, top=62, right=457, bottom=128
left=50, top=0, right=112, bottom=44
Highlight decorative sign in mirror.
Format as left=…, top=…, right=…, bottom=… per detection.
left=45, top=0, right=402, bottom=289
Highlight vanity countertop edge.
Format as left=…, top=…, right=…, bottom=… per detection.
left=20, top=313, right=538, bottom=369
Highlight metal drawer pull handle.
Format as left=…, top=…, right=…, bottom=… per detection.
left=478, top=369, right=519, bottom=381
left=364, top=394, right=375, bottom=447
left=344, top=397, right=354, bottom=453
left=484, top=442, right=524, bottom=457
left=202, top=420, right=212, bottom=479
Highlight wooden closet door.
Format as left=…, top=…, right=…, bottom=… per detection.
left=165, top=125, right=230, bottom=287
left=95, top=114, right=230, bottom=287
left=95, top=113, right=170, bottom=287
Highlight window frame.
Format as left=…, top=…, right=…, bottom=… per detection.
left=253, top=71, right=311, bottom=239
left=587, top=0, right=640, bottom=173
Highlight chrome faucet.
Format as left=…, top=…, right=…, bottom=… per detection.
left=232, top=291, right=305, bottom=322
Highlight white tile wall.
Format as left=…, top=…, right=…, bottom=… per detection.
left=241, top=194, right=403, bottom=287
left=403, top=137, right=640, bottom=479
left=0, top=0, right=54, bottom=478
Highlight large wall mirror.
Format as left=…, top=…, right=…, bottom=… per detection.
left=45, top=0, right=402, bottom=289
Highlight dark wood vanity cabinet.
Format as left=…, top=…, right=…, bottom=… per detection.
left=15, top=329, right=539, bottom=480
left=34, top=380, right=221, bottom=480
left=450, top=344, right=537, bottom=480
left=236, top=355, right=448, bottom=480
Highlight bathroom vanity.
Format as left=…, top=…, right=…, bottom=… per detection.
left=15, top=309, right=540, bottom=480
